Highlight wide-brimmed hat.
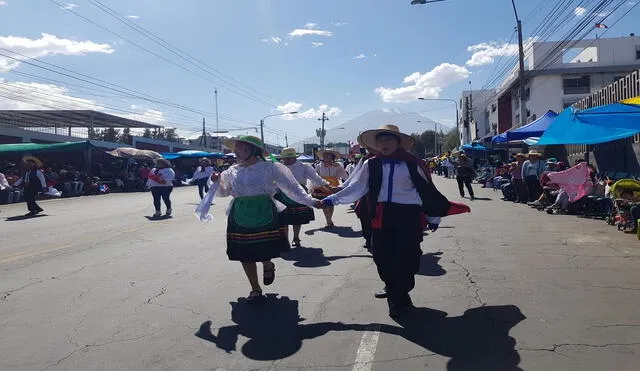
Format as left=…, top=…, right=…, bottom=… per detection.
left=22, top=156, right=43, bottom=168
left=279, top=147, right=299, bottom=158
left=154, top=158, right=172, bottom=167
left=317, top=149, right=342, bottom=160
left=360, top=124, right=415, bottom=151
left=200, top=158, right=212, bottom=165
left=515, top=153, right=527, bottom=158
left=224, top=135, right=267, bottom=156
left=527, top=150, right=543, bottom=157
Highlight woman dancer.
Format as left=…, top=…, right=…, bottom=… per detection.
left=14, top=156, right=47, bottom=216
left=277, top=147, right=330, bottom=247
left=312, top=150, right=348, bottom=228
left=190, top=158, right=215, bottom=199
left=147, top=158, right=175, bottom=217
left=208, top=136, right=322, bottom=301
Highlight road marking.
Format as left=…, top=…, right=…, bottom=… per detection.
left=352, top=325, right=381, bottom=371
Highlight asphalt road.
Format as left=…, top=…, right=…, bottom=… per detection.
left=1, top=177, right=639, bottom=371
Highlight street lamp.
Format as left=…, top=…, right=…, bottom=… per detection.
left=260, top=111, right=298, bottom=149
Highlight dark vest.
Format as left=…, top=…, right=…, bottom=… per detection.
left=367, top=158, right=450, bottom=217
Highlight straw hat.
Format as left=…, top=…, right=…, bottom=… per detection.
left=317, top=149, right=342, bottom=160
left=279, top=147, right=299, bottom=158
left=154, top=158, right=172, bottom=168
left=515, top=153, right=527, bottom=158
left=22, top=156, right=43, bottom=168
left=360, top=124, right=415, bottom=151
left=200, top=158, right=212, bottom=166
left=527, top=150, right=543, bottom=157
left=224, top=135, right=267, bottom=156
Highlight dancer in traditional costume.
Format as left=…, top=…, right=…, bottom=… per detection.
left=312, top=150, right=348, bottom=228
left=14, top=156, right=47, bottom=217
left=276, top=147, right=330, bottom=247
left=208, top=136, right=322, bottom=302
left=322, top=124, right=453, bottom=318
left=190, top=158, right=215, bottom=199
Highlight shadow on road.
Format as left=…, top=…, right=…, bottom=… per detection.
left=304, top=226, right=361, bottom=238
left=195, top=295, right=526, bottom=370
left=417, top=252, right=447, bottom=276
left=5, top=214, right=48, bottom=221
left=470, top=197, right=493, bottom=201
left=281, top=247, right=372, bottom=268
left=144, top=215, right=174, bottom=221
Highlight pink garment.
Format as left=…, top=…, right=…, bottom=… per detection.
left=547, top=163, right=593, bottom=202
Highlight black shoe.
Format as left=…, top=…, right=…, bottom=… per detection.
left=24, top=211, right=37, bottom=217
left=33, top=208, right=43, bottom=214
left=374, top=287, right=387, bottom=299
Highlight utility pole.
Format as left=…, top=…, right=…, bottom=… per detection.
left=260, top=119, right=265, bottom=149
left=512, top=0, right=528, bottom=127
left=214, top=88, right=220, bottom=151
left=200, top=117, right=206, bottom=148
left=285, top=133, right=288, bottom=147
left=317, top=112, right=329, bottom=150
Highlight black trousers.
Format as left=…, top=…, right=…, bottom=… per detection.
left=360, top=214, right=372, bottom=249
left=524, top=176, right=542, bottom=202
left=371, top=203, right=423, bottom=307
left=196, top=179, right=209, bottom=199
left=512, top=179, right=527, bottom=203
left=151, top=186, right=173, bottom=211
left=456, top=176, right=474, bottom=197
left=24, top=188, right=42, bottom=212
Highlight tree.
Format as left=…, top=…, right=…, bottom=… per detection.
left=152, top=128, right=166, bottom=140
left=164, top=128, right=178, bottom=142
left=102, top=127, right=120, bottom=143
left=119, top=127, right=132, bottom=144
left=87, top=127, right=99, bottom=140
left=443, top=128, right=461, bottom=152
left=410, top=130, right=436, bottom=158
left=142, top=128, right=152, bottom=138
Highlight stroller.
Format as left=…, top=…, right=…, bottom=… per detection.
left=606, top=179, right=640, bottom=231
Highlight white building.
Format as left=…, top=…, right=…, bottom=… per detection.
left=488, top=35, right=640, bottom=135
left=457, top=89, right=496, bottom=145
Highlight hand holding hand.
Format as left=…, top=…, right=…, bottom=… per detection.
left=210, top=172, right=220, bottom=182
left=313, top=200, right=324, bottom=209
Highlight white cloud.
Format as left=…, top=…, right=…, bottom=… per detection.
left=0, top=79, right=103, bottom=110
left=574, top=7, right=587, bottom=16
left=120, top=107, right=165, bottom=125
left=261, top=36, right=283, bottom=44
left=375, top=63, right=470, bottom=103
left=332, top=21, right=347, bottom=26
left=276, top=102, right=341, bottom=120
left=289, top=29, right=333, bottom=37
left=0, top=1, right=7, bottom=6
left=465, top=37, right=537, bottom=66
left=353, top=54, right=367, bottom=60
left=311, top=42, right=324, bottom=48
left=60, top=3, right=79, bottom=10
left=127, top=15, right=140, bottom=19
left=0, top=33, right=115, bottom=71
left=304, top=22, right=318, bottom=29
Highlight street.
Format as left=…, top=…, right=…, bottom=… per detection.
left=1, top=177, right=639, bottom=371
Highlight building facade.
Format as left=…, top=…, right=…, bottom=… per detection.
left=486, top=35, right=640, bottom=134
left=458, top=89, right=496, bottom=144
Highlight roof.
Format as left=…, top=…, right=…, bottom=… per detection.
left=0, top=141, right=91, bottom=154
left=0, top=110, right=162, bottom=129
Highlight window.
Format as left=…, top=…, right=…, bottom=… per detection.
left=636, top=46, right=640, bottom=60
left=563, top=75, right=591, bottom=94
left=491, top=104, right=497, bottom=113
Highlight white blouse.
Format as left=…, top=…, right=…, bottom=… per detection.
left=315, top=162, right=349, bottom=181
left=147, top=168, right=176, bottom=187
left=191, top=165, right=214, bottom=181
left=286, top=161, right=329, bottom=187
left=217, top=161, right=316, bottom=207
left=325, top=159, right=428, bottom=206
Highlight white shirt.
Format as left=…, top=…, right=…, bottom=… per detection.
left=286, top=161, right=329, bottom=187
left=0, top=172, right=9, bottom=190
left=217, top=161, right=316, bottom=207
left=325, top=159, right=427, bottom=206
left=147, top=167, right=176, bottom=187
left=346, top=163, right=356, bottom=175
left=191, top=165, right=214, bottom=181
left=315, top=162, right=349, bottom=181
left=14, top=169, right=47, bottom=189
left=341, top=160, right=365, bottom=188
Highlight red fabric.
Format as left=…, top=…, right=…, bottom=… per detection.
left=371, top=203, right=383, bottom=229
left=447, top=201, right=471, bottom=215
left=148, top=173, right=163, bottom=183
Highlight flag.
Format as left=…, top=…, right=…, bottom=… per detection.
left=595, top=23, right=608, bottom=29
left=547, top=162, right=593, bottom=203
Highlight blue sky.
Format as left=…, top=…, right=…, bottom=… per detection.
left=0, top=0, right=638, bottom=145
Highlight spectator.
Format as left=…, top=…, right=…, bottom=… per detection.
left=456, top=154, right=475, bottom=200
left=510, top=153, right=527, bottom=203
left=522, top=150, right=545, bottom=202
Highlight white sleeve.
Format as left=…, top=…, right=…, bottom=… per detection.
left=306, top=164, right=330, bottom=187
left=205, top=166, right=215, bottom=176
left=338, top=164, right=349, bottom=181
left=341, top=161, right=364, bottom=188
left=325, top=161, right=370, bottom=206
left=37, top=170, right=47, bottom=188
left=273, top=163, right=316, bottom=206
left=216, top=169, right=233, bottom=197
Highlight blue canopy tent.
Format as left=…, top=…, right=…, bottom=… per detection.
left=161, top=150, right=225, bottom=160
left=461, top=143, right=489, bottom=151
left=537, top=105, right=640, bottom=145
left=492, top=110, right=558, bottom=143
left=297, top=154, right=315, bottom=162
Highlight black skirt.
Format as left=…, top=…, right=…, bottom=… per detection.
left=274, top=190, right=315, bottom=225
left=226, top=196, right=290, bottom=262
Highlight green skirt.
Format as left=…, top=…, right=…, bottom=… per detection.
left=226, top=195, right=289, bottom=262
